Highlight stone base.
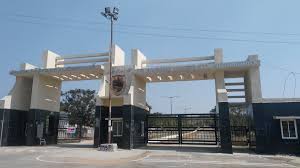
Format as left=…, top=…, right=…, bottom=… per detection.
left=98, top=143, right=118, bottom=152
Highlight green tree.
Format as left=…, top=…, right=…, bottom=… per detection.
left=60, top=89, right=96, bottom=138
left=229, top=104, right=251, bottom=126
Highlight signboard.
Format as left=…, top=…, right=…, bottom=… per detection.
left=67, top=127, right=76, bottom=134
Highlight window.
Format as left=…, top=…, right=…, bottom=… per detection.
left=112, top=120, right=123, bottom=137
left=280, top=119, right=298, bottom=139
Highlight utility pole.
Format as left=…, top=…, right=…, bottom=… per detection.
left=184, top=106, right=192, bottom=114
left=101, top=7, right=119, bottom=144
left=162, top=96, right=180, bottom=115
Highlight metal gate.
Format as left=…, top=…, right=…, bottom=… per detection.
left=146, top=114, right=218, bottom=145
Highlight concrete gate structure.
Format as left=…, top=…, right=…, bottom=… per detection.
left=1, top=44, right=300, bottom=154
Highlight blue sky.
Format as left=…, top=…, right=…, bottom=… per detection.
left=1, top=0, right=300, bottom=114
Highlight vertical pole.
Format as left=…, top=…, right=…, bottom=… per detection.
left=214, top=113, right=218, bottom=145
left=170, top=98, right=173, bottom=115
left=145, top=114, right=148, bottom=144
left=108, top=17, right=113, bottom=144
left=0, top=110, right=5, bottom=147
left=178, top=114, right=182, bottom=144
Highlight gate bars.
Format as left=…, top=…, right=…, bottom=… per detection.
left=146, top=114, right=218, bottom=145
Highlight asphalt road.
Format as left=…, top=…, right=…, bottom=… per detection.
left=0, top=145, right=299, bottom=168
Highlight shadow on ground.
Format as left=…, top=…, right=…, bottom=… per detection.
left=56, top=143, right=94, bottom=148
left=56, top=140, right=94, bottom=148
left=140, top=144, right=255, bottom=154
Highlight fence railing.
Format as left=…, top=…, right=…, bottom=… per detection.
left=57, top=128, right=80, bottom=141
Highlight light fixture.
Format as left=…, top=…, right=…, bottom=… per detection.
left=102, top=7, right=119, bottom=21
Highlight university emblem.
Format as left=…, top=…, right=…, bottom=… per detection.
left=112, top=75, right=126, bottom=96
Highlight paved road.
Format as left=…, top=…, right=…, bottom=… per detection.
left=0, top=145, right=299, bottom=168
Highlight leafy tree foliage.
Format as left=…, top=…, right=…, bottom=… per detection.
left=209, top=104, right=252, bottom=126
left=60, top=89, right=96, bottom=130
left=229, top=104, right=251, bottom=126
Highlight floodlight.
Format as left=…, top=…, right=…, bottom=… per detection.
left=113, top=15, right=118, bottom=21
left=105, top=7, right=111, bottom=14
left=101, top=12, right=107, bottom=18
left=113, top=7, right=119, bottom=15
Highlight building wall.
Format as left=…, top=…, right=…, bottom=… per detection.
left=94, top=105, right=148, bottom=149
left=6, top=77, right=33, bottom=111
left=25, top=109, right=60, bottom=145
left=253, top=102, right=300, bottom=154
left=0, top=109, right=27, bottom=146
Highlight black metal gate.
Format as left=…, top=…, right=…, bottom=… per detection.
left=146, top=114, right=218, bottom=145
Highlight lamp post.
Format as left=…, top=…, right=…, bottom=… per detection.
left=162, top=96, right=180, bottom=115
left=101, top=7, right=119, bottom=144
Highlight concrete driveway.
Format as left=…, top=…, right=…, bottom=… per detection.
left=0, top=144, right=299, bottom=168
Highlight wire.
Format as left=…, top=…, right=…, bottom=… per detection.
left=262, top=61, right=300, bottom=75
left=282, top=72, right=297, bottom=98
left=6, top=18, right=300, bottom=45
left=9, top=13, right=300, bottom=37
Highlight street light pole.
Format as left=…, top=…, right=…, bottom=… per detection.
left=101, top=7, right=119, bottom=144
left=162, top=96, right=180, bottom=115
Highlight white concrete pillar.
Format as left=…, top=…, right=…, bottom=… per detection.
left=214, top=48, right=223, bottom=63
left=132, top=49, right=147, bottom=69
left=111, top=44, right=125, bottom=66
left=245, top=55, right=262, bottom=103
left=96, top=45, right=125, bottom=106
left=0, top=77, right=33, bottom=111
left=215, top=71, right=228, bottom=103
left=30, top=75, right=62, bottom=112
left=43, top=50, right=63, bottom=68
left=20, top=63, right=37, bottom=70
left=215, top=71, right=228, bottom=113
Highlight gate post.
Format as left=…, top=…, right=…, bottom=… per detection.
left=218, top=102, right=232, bottom=153
left=178, top=115, right=182, bottom=144
left=214, top=52, right=233, bottom=154
left=145, top=114, right=148, bottom=144
left=214, top=113, right=218, bottom=145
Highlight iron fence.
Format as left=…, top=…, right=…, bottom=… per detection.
left=147, top=114, right=218, bottom=145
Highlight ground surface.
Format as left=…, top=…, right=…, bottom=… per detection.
left=0, top=141, right=299, bottom=168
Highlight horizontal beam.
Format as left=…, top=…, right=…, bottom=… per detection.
left=225, top=82, right=244, bottom=86
left=56, top=58, right=109, bottom=65
left=142, top=56, right=214, bottom=65
left=228, top=96, right=245, bottom=99
left=226, top=89, right=245, bottom=92
left=273, top=116, right=300, bottom=120
left=57, top=52, right=109, bottom=60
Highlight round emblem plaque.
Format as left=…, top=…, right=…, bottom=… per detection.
left=112, top=75, right=125, bottom=96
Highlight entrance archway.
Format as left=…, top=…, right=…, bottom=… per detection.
left=1, top=45, right=262, bottom=154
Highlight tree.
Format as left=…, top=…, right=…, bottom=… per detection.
left=209, top=104, right=251, bottom=126
left=210, top=106, right=216, bottom=114
left=60, top=89, right=96, bottom=138
left=229, top=104, right=251, bottom=126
